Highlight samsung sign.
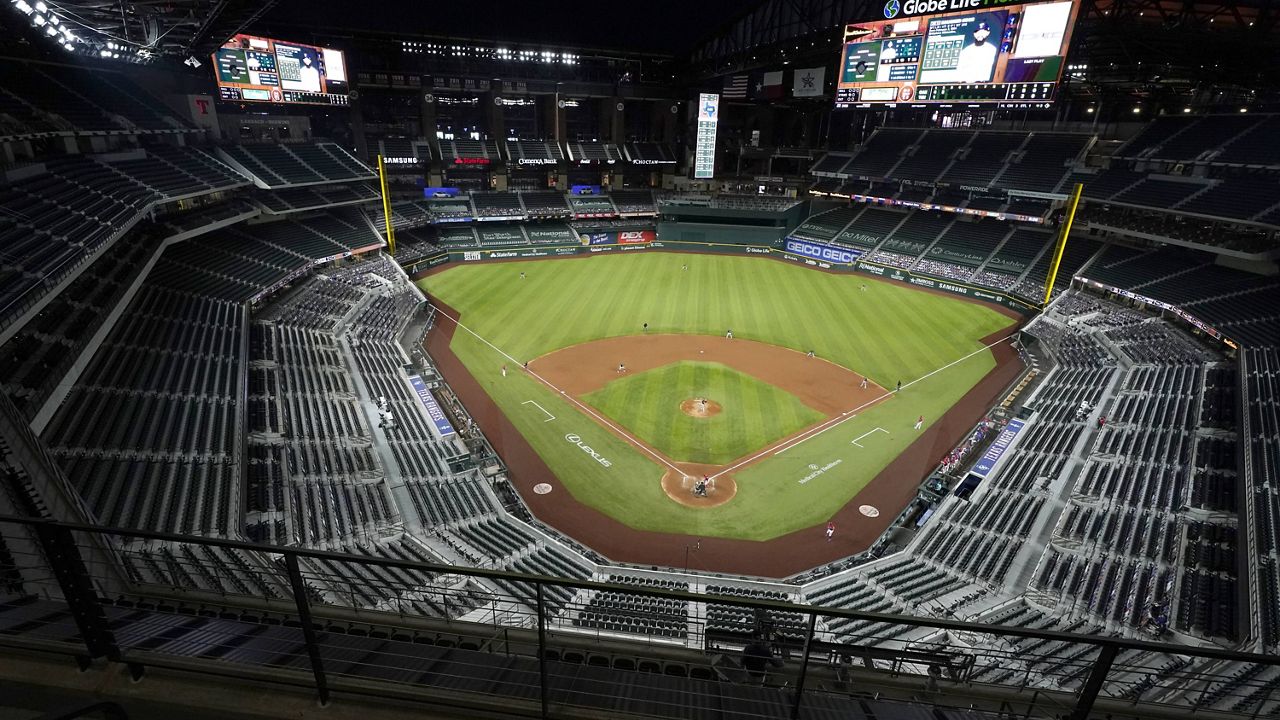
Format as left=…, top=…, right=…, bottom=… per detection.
left=785, top=239, right=862, bottom=265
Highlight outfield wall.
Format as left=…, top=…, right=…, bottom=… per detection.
left=404, top=236, right=1039, bottom=316
left=656, top=220, right=788, bottom=246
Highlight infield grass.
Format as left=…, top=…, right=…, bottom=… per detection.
left=582, top=361, right=825, bottom=465
left=422, top=252, right=1017, bottom=541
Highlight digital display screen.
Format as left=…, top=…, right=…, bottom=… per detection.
left=694, top=93, right=719, bottom=180
left=835, top=0, right=1080, bottom=108
left=213, top=34, right=350, bottom=106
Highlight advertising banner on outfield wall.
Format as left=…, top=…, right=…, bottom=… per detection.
left=618, top=230, right=655, bottom=244
left=413, top=239, right=1036, bottom=315
left=784, top=238, right=863, bottom=265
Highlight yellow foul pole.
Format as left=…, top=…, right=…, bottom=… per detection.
left=1042, top=182, right=1083, bottom=307
left=377, top=154, right=396, bottom=256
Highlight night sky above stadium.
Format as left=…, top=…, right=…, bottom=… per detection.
left=258, top=0, right=746, bottom=54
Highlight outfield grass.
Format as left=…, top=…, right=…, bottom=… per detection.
left=581, top=361, right=825, bottom=465
left=422, top=252, right=1016, bottom=541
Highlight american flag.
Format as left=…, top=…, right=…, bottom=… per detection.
left=722, top=75, right=748, bottom=99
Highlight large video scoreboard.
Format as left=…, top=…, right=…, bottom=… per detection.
left=213, top=34, right=349, bottom=106
left=835, top=0, right=1080, bottom=108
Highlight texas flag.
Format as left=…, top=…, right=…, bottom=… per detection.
left=753, top=70, right=784, bottom=100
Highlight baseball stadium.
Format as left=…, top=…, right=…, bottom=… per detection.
left=0, top=1, right=1279, bottom=719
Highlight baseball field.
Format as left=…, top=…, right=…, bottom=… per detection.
left=420, top=252, right=1020, bottom=554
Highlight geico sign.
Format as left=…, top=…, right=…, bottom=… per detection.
left=785, top=240, right=859, bottom=264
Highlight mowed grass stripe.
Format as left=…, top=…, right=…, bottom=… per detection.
left=423, top=253, right=1017, bottom=539
left=583, top=361, right=825, bottom=465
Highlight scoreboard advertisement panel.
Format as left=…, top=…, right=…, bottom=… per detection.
left=835, top=0, right=1080, bottom=109
left=214, top=34, right=350, bottom=106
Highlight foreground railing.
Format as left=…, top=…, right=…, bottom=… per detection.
left=0, top=514, right=1277, bottom=720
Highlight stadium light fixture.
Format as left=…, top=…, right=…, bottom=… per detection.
left=1132, top=106, right=1141, bottom=114
left=34, top=0, right=45, bottom=11
left=1183, top=107, right=1191, bottom=113
left=13, top=0, right=34, bottom=14
left=31, top=13, right=44, bottom=25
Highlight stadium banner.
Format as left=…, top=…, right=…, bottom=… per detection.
left=405, top=252, right=450, bottom=278
left=406, top=374, right=456, bottom=439
left=783, top=238, right=863, bottom=265
left=854, top=260, right=1038, bottom=314
left=793, top=66, right=825, bottom=97
left=970, top=419, right=1026, bottom=478
left=618, top=230, right=655, bottom=244
left=423, top=187, right=461, bottom=198
left=448, top=245, right=580, bottom=262
left=1076, top=276, right=1226, bottom=342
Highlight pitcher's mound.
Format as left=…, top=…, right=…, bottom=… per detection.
left=680, top=398, right=723, bottom=419
left=661, top=464, right=737, bottom=508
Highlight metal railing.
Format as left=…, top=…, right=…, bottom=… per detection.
left=2, top=513, right=1278, bottom=720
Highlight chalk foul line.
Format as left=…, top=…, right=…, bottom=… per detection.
left=430, top=304, right=683, bottom=475
left=429, top=301, right=1017, bottom=481
left=717, top=330, right=1019, bottom=479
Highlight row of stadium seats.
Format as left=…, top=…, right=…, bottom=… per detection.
left=220, top=143, right=374, bottom=188
left=1246, top=348, right=1280, bottom=649
left=1114, top=113, right=1280, bottom=168
left=369, top=192, right=658, bottom=233
left=1080, top=171, right=1280, bottom=231
left=0, top=148, right=248, bottom=333
left=0, top=60, right=193, bottom=137
left=368, top=137, right=676, bottom=166
left=788, top=204, right=1078, bottom=300
left=258, top=183, right=381, bottom=214
left=812, top=129, right=1089, bottom=194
